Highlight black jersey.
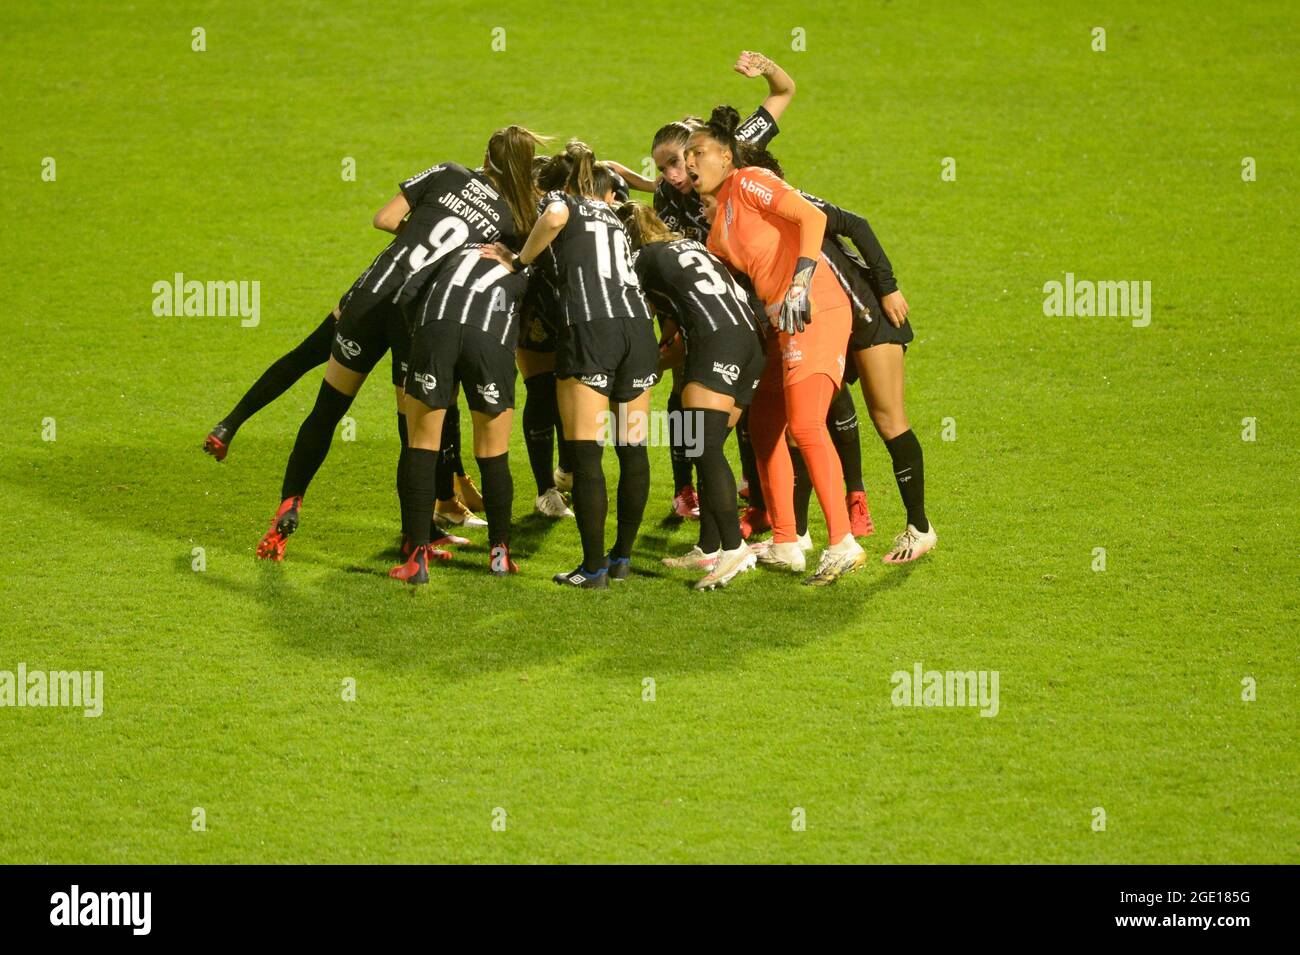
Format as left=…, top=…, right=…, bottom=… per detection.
left=653, top=105, right=780, bottom=242
left=521, top=245, right=563, bottom=335
left=541, top=190, right=652, bottom=325
left=413, top=245, right=530, bottom=348
left=800, top=192, right=898, bottom=317
left=366, top=162, right=519, bottom=306
left=634, top=238, right=761, bottom=340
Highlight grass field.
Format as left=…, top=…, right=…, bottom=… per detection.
left=1, top=1, right=1296, bottom=864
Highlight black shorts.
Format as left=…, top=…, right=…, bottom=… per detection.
left=333, top=280, right=411, bottom=387
left=849, top=306, right=913, bottom=352
left=682, top=326, right=768, bottom=407
left=517, top=311, right=557, bottom=354
left=407, top=320, right=517, bottom=414
left=556, top=315, right=660, bottom=402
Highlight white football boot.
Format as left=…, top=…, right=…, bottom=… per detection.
left=662, top=545, right=718, bottom=569
left=695, top=542, right=757, bottom=590
left=757, top=540, right=807, bottom=573
left=882, top=523, right=937, bottom=564
left=804, top=534, right=867, bottom=587
left=534, top=487, right=574, bottom=518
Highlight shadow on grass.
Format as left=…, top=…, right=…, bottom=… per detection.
left=10, top=438, right=918, bottom=686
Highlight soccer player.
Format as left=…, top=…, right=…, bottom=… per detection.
left=254, top=126, right=544, bottom=560
left=823, top=207, right=934, bottom=564
left=618, top=201, right=766, bottom=590
left=617, top=50, right=796, bottom=522
left=484, top=142, right=658, bottom=589
left=514, top=154, right=576, bottom=519
left=687, top=107, right=866, bottom=585
left=389, top=244, right=531, bottom=582
left=734, top=150, right=934, bottom=563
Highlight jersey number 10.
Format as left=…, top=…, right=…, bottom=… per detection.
left=584, top=221, right=639, bottom=286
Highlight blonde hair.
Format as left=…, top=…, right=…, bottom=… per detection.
left=616, top=200, right=679, bottom=250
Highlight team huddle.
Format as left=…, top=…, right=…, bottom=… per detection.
left=203, top=51, right=936, bottom=590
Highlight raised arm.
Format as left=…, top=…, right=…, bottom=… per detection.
left=734, top=51, right=796, bottom=122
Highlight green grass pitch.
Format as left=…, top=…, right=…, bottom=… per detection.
left=0, top=0, right=1295, bottom=864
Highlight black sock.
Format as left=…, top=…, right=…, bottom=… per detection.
left=556, top=411, right=573, bottom=475
left=403, top=448, right=439, bottom=548
left=667, top=390, right=694, bottom=493
left=442, top=403, right=466, bottom=480
left=522, top=372, right=557, bottom=495
left=737, top=409, right=765, bottom=511
left=698, top=490, right=721, bottom=553
left=476, top=453, right=513, bottom=548
left=790, top=446, right=812, bottom=537
left=829, top=386, right=865, bottom=494
left=885, top=429, right=928, bottom=533
left=435, top=405, right=458, bottom=502
left=280, top=380, right=353, bottom=500
left=222, top=314, right=333, bottom=433
left=612, top=441, right=650, bottom=560
left=396, top=414, right=410, bottom=537
left=568, top=440, right=607, bottom=573
left=697, top=410, right=741, bottom=551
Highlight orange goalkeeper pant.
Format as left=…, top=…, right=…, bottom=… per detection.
left=749, top=371, right=851, bottom=545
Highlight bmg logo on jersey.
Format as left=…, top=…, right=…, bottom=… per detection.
left=151, top=273, right=260, bottom=327
left=741, top=176, right=774, bottom=205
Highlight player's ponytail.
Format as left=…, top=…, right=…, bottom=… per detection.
left=700, top=105, right=742, bottom=165
left=485, top=124, right=551, bottom=232
left=564, top=139, right=598, bottom=198
left=616, top=201, right=679, bottom=251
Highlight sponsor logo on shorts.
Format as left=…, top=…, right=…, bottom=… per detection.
left=837, top=354, right=845, bottom=373
left=335, top=334, right=362, bottom=360
left=632, top=374, right=659, bottom=390
left=782, top=341, right=803, bottom=364
left=579, top=374, right=609, bottom=389
left=834, top=415, right=857, bottom=431
left=712, top=362, right=741, bottom=385
left=752, top=379, right=762, bottom=390
left=412, top=372, right=437, bottom=393
left=476, top=382, right=500, bottom=405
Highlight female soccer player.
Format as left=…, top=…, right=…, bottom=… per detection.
left=686, top=107, right=866, bottom=585
left=389, top=244, right=532, bottom=582
left=733, top=151, right=935, bottom=563
left=610, top=51, right=797, bottom=521
left=254, top=125, right=545, bottom=561
left=618, top=201, right=766, bottom=590
left=484, top=142, right=658, bottom=589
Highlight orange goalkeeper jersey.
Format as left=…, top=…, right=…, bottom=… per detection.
left=706, top=166, right=848, bottom=314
